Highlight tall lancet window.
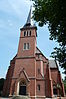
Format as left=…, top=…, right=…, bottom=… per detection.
left=24, top=31, right=31, bottom=37
left=24, top=31, right=26, bottom=36
left=41, top=60, right=44, bottom=77
left=27, top=43, right=29, bottom=49
left=23, top=43, right=30, bottom=50
left=24, top=43, right=26, bottom=50
left=29, top=31, right=31, bottom=36
left=37, top=84, right=40, bottom=91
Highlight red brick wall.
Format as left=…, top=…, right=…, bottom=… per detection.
left=50, top=68, right=65, bottom=96
left=36, top=80, right=45, bottom=96
left=3, top=57, right=16, bottom=96
left=17, top=29, right=36, bottom=57
left=13, top=58, right=36, bottom=77
left=51, top=68, right=58, bottom=83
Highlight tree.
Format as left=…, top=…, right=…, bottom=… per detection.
left=0, top=78, right=5, bottom=96
left=31, top=0, right=66, bottom=74
left=63, top=77, right=66, bottom=94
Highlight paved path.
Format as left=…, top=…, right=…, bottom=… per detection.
left=0, top=97, right=66, bottom=99
left=0, top=97, right=11, bottom=99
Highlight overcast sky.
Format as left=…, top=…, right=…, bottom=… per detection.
left=0, top=0, right=65, bottom=79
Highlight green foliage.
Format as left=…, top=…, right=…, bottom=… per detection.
left=0, top=78, right=5, bottom=91
left=0, top=78, right=5, bottom=96
left=31, top=0, right=66, bottom=74
left=63, top=78, right=66, bottom=94
left=51, top=46, right=66, bottom=74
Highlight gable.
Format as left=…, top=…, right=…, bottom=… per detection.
left=18, top=68, right=30, bottom=82
left=49, top=60, right=58, bottom=68
left=36, top=47, right=48, bottom=60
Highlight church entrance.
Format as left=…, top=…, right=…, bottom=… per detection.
left=19, top=85, right=26, bottom=95
left=19, top=79, right=26, bottom=95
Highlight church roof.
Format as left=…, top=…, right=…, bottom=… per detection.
left=36, top=47, right=41, bottom=54
left=36, top=47, right=48, bottom=60
left=49, top=60, right=58, bottom=68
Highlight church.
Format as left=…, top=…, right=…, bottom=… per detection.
left=3, top=8, right=65, bottom=99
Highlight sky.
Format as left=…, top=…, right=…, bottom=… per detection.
left=0, top=0, right=65, bottom=79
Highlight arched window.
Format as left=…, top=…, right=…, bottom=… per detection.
left=38, top=68, right=40, bottom=74
left=27, top=31, right=28, bottom=36
left=23, top=43, right=30, bottom=50
left=37, top=84, right=40, bottom=91
left=29, top=31, right=31, bottom=36
left=28, top=31, right=31, bottom=36
left=24, top=31, right=26, bottom=36
left=24, top=31, right=31, bottom=37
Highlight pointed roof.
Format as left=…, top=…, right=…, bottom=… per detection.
left=20, top=7, right=37, bottom=31
left=49, top=60, right=58, bottom=68
left=36, top=47, right=48, bottom=60
left=24, top=7, right=32, bottom=27
left=26, top=6, right=32, bottom=25
left=19, top=68, right=30, bottom=82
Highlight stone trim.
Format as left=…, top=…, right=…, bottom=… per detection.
left=20, top=36, right=36, bottom=38
left=20, top=26, right=37, bottom=31
left=29, top=95, right=46, bottom=98
left=16, top=56, right=36, bottom=59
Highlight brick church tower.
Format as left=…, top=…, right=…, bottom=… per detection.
left=11, top=8, right=37, bottom=97
left=3, top=8, right=65, bottom=99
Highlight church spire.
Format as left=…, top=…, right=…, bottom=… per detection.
left=20, top=6, right=37, bottom=31
left=24, top=6, right=32, bottom=27
left=26, top=6, right=32, bottom=25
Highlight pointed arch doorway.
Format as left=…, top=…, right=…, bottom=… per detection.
left=19, top=79, right=26, bottom=95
